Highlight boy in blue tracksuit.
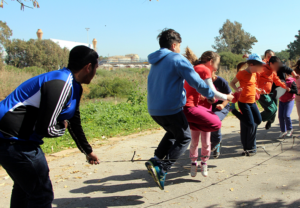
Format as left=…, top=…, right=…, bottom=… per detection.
left=0, top=46, right=100, bottom=208
left=145, top=29, right=215, bottom=190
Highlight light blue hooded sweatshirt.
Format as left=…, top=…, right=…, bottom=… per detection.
left=147, top=48, right=214, bottom=116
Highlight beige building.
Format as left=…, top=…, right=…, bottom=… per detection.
left=107, top=54, right=140, bottom=63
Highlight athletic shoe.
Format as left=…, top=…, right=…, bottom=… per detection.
left=287, top=129, right=293, bottom=137
left=213, top=143, right=221, bottom=159
left=201, top=163, right=208, bottom=177
left=145, top=158, right=159, bottom=181
left=154, top=165, right=167, bottom=190
left=242, top=151, right=246, bottom=156
left=265, top=121, right=272, bottom=130
left=246, top=151, right=256, bottom=157
left=229, top=103, right=236, bottom=112
left=279, top=132, right=287, bottom=139
left=190, top=162, right=198, bottom=177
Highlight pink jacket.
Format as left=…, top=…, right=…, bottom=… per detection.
left=279, top=77, right=296, bottom=102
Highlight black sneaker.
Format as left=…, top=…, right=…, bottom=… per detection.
left=242, top=151, right=246, bottom=156
left=265, top=121, right=271, bottom=130
left=246, top=151, right=257, bottom=157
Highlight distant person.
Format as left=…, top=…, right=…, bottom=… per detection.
left=146, top=29, right=215, bottom=190
left=184, top=48, right=233, bottom=177
left=230, top=54, right=264, bottom=156
left=278, top=74, right=297, bottom=138
left=0, top=46, right=100, bottom=208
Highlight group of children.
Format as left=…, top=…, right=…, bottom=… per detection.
left=146, top=28, right=300, bottom=190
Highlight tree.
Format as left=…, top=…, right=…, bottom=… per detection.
left=0, top=0, right=40, bottom=10
left=212, top=19, right=258, bottom=54
left=0, top=21, right=12, bottom=52
left=5, top=39, right=69, bottom=71
left=219, top=52, right=245, bottom=70
left=275, top=50, right=290, bottom=63
left=287, top=30, right=300, bottom=60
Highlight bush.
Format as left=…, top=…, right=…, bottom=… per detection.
left=88, top=77, right=135, bottom=99
left=219, top=52, right=245, bottom=70
left=5, top=39, right=69, bottom=71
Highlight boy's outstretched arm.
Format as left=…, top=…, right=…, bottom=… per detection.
left=176, top=59, right=214, bottom=99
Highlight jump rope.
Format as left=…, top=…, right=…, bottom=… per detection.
left=88, top=136, right=300, bottom=163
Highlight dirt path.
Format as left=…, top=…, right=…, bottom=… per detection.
left=1, top=109, right=300, bottom=208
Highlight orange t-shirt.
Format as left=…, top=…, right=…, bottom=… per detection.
left=185, top=64, right=211, bottom=107
left=257, top=64, right=286, bottom=94
left=236, top=70, right=258, bottom=104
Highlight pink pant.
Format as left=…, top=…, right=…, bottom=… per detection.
left=183, top=106, right=221, bottom=132
left=189, top=130, right=211, bottom=162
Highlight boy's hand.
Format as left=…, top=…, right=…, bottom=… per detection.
left=200, top=95, right=206, bottom=101
left=286, top=87, right=291, bottom=92
left=216, top=104, right=224, bottom=110
left=295, top=74, right=300, bottom=79
left=207, top=98, right=216, bottom=104
left=237, top=88, right=243, bottom=93
left=86, top=152, right=100, bottom=165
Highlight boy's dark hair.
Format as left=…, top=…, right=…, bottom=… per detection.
left=269, top=56, right=281, bottom=65
left=157, top=28, right=182, bottom=49
left=264, top=49, right=275, bottom=57
left=67, top=45, right=99, bottom=72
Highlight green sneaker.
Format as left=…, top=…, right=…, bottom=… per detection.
left=154, top=165, right=167, bottom=190
left=145, top=158, right=167, bottom=190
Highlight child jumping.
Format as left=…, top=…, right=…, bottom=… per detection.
left=184, top=48, right=233, bottom=177
left=294, top=60, right=300, bottom=127
left=278, top=74, right=297, bottom=138
left=210, top=72, right=232, bottom=159
left=257, top=56, right=289, bottom=122
left=230, top=54, right=264, bottom=156
left=146, top=29, right=214, bottom=190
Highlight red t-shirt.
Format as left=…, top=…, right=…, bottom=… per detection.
left=185, top=64, right=212, bottom=108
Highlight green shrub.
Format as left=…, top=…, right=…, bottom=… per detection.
left=219, top=52, right=245, bottom=70
left=88, top=77, right=135, bottom=99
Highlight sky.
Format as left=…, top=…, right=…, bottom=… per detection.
left=1, top=0, right=300, bottom=59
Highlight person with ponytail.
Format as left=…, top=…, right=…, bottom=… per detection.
left=183, top=47, right=233, bottom=177
left=230, top=54, right=264, bottom=156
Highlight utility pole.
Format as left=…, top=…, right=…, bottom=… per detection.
left=85, top=28, right=90, bottom=45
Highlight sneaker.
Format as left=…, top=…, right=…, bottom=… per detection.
left=246, top=151, right=257, bottom=157
left=229, top=103, right=236, bottom=112
left=279, top=132, right=287, bottom=139
left=201, top=163, right=208, bottom=177
left=154, top=165, right=167, bottom=190
left=145, top=159, right=167, bottom=190
left=213, top=143, right=221, bottom=159
left=265, top=121, right=272, bottom=130
left=145, top=158, right=159, bottom=181
left=242, top=151, right=246, bottom=156
left=287, top=129, right=293, bottom=137
left=190, top=162, right=198, bottom=177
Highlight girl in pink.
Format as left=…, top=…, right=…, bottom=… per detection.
left=278, top=74, right=297, bottom=138
left=183, top=48, right=233, bottom=177
left=294, top=60, right=300, bottom=127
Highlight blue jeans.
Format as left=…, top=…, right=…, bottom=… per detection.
left=0, top=141, right=53, bottom=208
left=233, top=102, right=262, bottom=128
left=211, top=107, right=229, bottom=149
left=278, top=100, right=294, bottom=132
left=151, top=111, right=192, bottom=171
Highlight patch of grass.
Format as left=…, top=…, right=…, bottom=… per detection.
left=42, top=93, right=158, bottom=154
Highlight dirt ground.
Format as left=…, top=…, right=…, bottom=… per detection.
left=1, top=109, right=300, bottom=208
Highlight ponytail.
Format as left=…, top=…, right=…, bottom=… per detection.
left=184, top=47, right=199, bottom=65
left=293, top=59, right=300, bottom=75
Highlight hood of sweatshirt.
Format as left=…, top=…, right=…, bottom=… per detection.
left=148, top=48, right=173, bottom=64
left=286, top=77, right=295, bottom=84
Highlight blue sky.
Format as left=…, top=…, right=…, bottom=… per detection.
left=1, top=0, right=300, bottom=59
